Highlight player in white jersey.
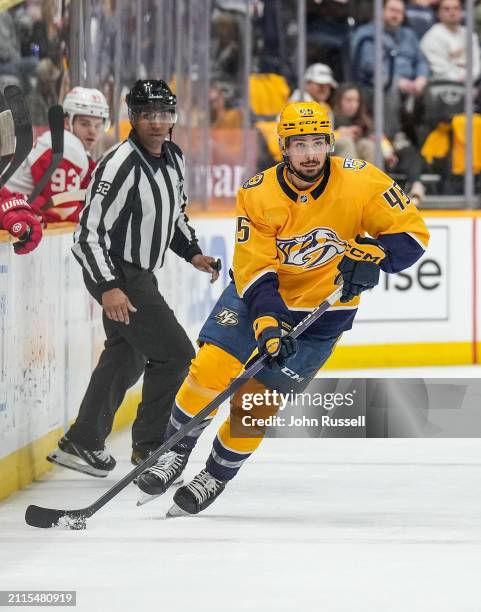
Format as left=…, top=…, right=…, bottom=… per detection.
left=7, top=87, right=110, bottom=224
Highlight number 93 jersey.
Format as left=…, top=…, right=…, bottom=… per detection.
left=6, top=130, right=92, bottom=223
left=233, top=156, right=430, bottom=332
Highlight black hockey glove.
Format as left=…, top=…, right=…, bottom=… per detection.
left=336, top=235, right=386, bottom=303
left=253, top=315, right=298, bottom=368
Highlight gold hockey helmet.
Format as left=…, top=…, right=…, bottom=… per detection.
left=277, top=101, right=333, bottom=152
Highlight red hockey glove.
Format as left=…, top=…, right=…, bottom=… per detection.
left=0, top=194, right=43, bottom=255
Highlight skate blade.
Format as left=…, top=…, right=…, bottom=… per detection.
left=136, top=477, right=184, bottom=507
left=136, top=490, right=163, bottom=507
left=47, top=449, right=109, bottom=478
left=166, top=503, right=192, bottom=518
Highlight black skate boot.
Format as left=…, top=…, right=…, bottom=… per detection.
left=131, top=448, right=152, bottom=466
left=47, top=436, right=116, bottom=477
left=131, top=448, right=185, bottom=488
left=136, top=450, right=189, bottom=506
left=167, top=469, right=227, bottom=517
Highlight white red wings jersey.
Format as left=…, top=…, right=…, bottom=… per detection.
left=6, top=130, right=94, bottom=223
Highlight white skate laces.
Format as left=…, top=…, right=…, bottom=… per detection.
left=185, top=470, right=224, bottom=504
left=92, top=448, right=112, bottom=463
left=146, top=451, right=185, bottom=483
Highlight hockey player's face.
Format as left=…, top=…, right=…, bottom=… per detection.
left=73, top=116, right=106, bottom=152
left=287, top=135, right=329, bottom=180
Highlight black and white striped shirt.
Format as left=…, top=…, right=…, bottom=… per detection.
left=72, top=132, right=201, bottom=291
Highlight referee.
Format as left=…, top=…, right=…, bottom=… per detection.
left=47, top=79, right=220, bottom=477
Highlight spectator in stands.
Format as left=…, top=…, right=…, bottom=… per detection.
left=332, top=82, right=426, bottom=205
left=29, top=0, right=65, bottom=69
left=406, top=0, right=439, bottom=40
left=25, top=58, right=61, bottom=126
left=209, top=82, right=243, bottom=128
left=351, top=0, right=429, bottom=138
left=332, top=83, right=376, bottom=162
left=0, top=8, right=38, bottom=90
left=289, top=63, right=337, bottom=114
left=421, top=0, right=481, bottom=83
left=211, top=11, right=242, bottom=85
left=306, top=0, right=351, bottom=82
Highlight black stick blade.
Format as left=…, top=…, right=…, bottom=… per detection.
left=25, top=505, right=87, bottom=530
left=48, top=104, right=64, bottom=154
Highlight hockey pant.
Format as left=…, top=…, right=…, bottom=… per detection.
left=164, top=343, right=284, bottom=481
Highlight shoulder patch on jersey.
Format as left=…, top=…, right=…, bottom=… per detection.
left=343, top=158, right=367, bottom=171
left=242, top=173, right=264, bottom=189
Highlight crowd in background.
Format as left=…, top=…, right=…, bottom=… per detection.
left=211, top=0, right=481, bottom=200
left=2, top=0, right=481, bottom=202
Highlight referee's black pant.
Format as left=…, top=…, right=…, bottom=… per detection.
left=67, top=259, right=195, bottom=454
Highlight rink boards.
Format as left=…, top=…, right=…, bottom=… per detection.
left=157, top=212, right=480, bottom=367
left=0, top=210, right=480, bottom=499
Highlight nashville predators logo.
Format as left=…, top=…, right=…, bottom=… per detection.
left=343, top=158, right=367, bottom=171
left=277, top=228, right=346, bottom=269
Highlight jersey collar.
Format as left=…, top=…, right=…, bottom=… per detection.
left=276, top=158, right=331, bottom=202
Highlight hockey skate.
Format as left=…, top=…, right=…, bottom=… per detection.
left=47, top=436, right=116, bottom=478
left=136, top=450, right=189, bottom=506
left=167, top=469, right=227, bottom=517
left=131, top=448, right=184, bottom=488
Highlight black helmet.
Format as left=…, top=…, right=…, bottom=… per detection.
left=126, top=79, right=176, bottom=110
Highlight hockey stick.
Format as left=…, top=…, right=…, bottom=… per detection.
left=27, top=105, right=64, bottom=203
left=25, top=285, right=343, bottom=529
left=10, top=105, right=64, bottom=250
left=49, top=189, right=86, bottom=206
left=0, top=85, right=33, bottom=186
left=0, top=92, right=16, bottom=176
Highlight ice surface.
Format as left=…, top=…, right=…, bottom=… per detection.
left=1, top=369, right=481, bottom=611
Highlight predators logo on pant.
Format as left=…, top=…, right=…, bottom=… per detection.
left=215, top=308, right=239, bottom=326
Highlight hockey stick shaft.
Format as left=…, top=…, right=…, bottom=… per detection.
left=49, top=189, right=86, bottom=207
left=0, top=93, right=15, bottom=175
left=0, top=86, right=33, bottom=186
left=0, top=110, right=15, bottom=176
left=25, top=286, right=342, bottom=527
left=28, top=105, right=64, bottom=203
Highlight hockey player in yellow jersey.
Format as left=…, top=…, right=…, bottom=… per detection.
left=136, top=101, right=430, bottom=515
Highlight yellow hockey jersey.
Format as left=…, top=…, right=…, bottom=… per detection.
left=233, top=156, right=429, bottom=333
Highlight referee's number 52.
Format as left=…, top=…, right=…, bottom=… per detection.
left=236, top=216, right=251, bottom=243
